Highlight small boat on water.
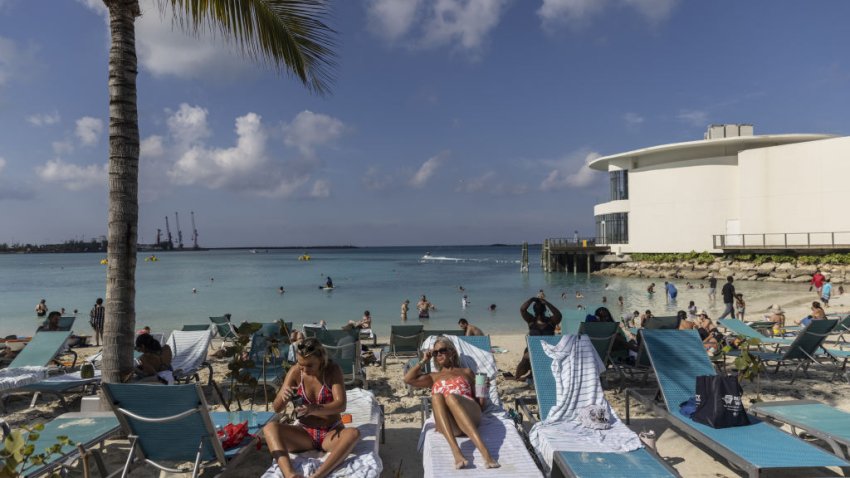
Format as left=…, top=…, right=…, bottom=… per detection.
left=250, top=249, right=258, bottom=254
left=298, top=253, right=311, bottom=261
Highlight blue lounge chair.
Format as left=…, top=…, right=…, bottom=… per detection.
left=0, top=331, right=76, bottom=411
left=750, top=399, right=850, bottom=460
left=522, top=335, right=679, bottom=478
left=561, top=311, right=585, bottom=335
left=101, top=382, right=273, bottom=477
left=181, top=324, right=212, bottom=332
left=718, top=319, right=793, bottom=349
left=628, top=329, right=849, bottom=478
left=209, top=315, right=237, bottom=345
left=750, top=319, right=839, bottom=383
left=1, top=411, right=120, bottom=478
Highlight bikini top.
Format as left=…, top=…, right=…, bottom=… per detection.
left=297, top=370, right=333, bottom=405
left=431, top=374, right=474, bottom=399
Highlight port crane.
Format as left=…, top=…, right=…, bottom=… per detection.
left=164, top=216, right=174, bottom=250
left=191, top=211, right=199, bottom=249
left=175, top=212, right=184, bottom=250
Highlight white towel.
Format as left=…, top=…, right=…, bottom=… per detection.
left=421, top=414, right=543, bottom=477
left=261, top=388, right=383, bottom=478
left=0, top=366, right=48, bottom=391
left=420, top=335, right=502, bottom=413
left=166, top=330, right=212, bottom=380
left=529, top=335, right=642, bottom=475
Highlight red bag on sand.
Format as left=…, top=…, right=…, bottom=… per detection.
left=217, top=421, right=249, bottom=450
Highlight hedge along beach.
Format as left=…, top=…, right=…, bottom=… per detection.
left=0, top=245, right=825, bottom=338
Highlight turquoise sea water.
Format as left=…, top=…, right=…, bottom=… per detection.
left=0, top=245, right=802, bottom=338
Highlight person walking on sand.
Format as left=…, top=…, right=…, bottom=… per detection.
left=35, top=299, right=47, bottom=317
left=401, top=299, right=410, bottom=321
left=89, top=298, right=105, bottom=346
left=718, top=276, right=736, bottom=319
left=811, top=270, right=825, bottom=296
left=822, top=278, right=833, bottom=307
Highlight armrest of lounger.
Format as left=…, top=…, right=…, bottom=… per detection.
left=420, top=396, right=431, bottom=426
left=515, top=397, right=539, bottom=425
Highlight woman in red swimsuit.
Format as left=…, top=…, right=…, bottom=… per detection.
left=264, top=338, right=361, bottom=478
left=404, top=337, right=500, bottom=470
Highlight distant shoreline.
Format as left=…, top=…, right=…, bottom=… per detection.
left=0, top=243, right=538, bottom=254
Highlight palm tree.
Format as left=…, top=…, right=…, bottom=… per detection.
left=101, top=0, right=335, bottom=383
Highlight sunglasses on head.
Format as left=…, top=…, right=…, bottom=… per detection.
left=432, top=347, right=450, bottom=356
left=297, top=341, right=318, bottom=356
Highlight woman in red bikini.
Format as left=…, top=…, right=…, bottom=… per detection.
left=404, top=337, right=500, bottom=470
left=264, top=338, right=361, bottom=478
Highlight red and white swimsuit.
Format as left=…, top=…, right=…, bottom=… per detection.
left=431, top=375, right=474, bottom=401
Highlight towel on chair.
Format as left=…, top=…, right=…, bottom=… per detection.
left=0, top=366, right=48, bottom=391
left=529, top=335, right=642, bottom=473
left=420, top=335, right=503, bottom=414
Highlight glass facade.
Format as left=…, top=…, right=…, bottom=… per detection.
left=609, top=170, right=628, bottom=201
left=595, top=213, right=629, bottom=245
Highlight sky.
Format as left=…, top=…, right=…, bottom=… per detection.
left=1, top=0, right=849, bottom=247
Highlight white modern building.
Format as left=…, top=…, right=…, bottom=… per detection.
left=590, top=124, right=850, bottom=253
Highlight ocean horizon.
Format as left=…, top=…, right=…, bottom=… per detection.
left=0, top=245, right=803, bottom=338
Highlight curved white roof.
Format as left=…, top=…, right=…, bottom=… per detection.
left=588, top=134, right=834, bottom=171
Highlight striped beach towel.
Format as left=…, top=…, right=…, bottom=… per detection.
left=261, top=388, right=383, bottom=478
left=0, top=366, right=47, bottom=392
left=529, top=335, right=642, bottom=473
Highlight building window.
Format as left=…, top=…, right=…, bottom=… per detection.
left=595, top=213, right=628, bottom=245
left=609, top=170, right=628, bottom=201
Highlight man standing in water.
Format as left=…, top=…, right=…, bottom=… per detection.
left=708, top=274, right=718, bottom=301
left=718, top=276, right=736, bottom=319
left=35, top=299, right=47, bottom=317
left=401, top=299, right=409, bottom=321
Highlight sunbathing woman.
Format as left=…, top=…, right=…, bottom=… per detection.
left=403, top=337, right=500, bottom=470
left=134, top=333, right=173, bottom=382
left=264, top=338, right=360, bottom=478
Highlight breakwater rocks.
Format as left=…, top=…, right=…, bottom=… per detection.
left=595, top=260, right=847, bottom=284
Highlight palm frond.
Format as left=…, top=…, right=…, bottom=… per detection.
left=160, top=0, right=336, bottom=94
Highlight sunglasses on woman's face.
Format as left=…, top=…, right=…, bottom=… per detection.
left=432, top=347, right=449, bottom=356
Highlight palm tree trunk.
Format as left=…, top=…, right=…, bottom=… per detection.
left=102, top=0, right=141, bottom=383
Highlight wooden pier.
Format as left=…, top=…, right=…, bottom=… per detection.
left=541, top=238, right=610, bottom=273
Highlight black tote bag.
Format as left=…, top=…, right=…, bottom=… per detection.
left=691, top=374, right=750, bottom=429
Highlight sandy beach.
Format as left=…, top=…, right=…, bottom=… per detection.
left=4, top=287, right=849, bottom=477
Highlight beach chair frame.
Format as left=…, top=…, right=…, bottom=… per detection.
left=381, top=325, right=424, bottom=371
left=102, top=382, right=267, bottom=478
left=750, top=319, right=839, bottom=383
left=625, top=329, right=850, bottom=478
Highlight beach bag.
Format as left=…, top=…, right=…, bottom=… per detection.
left=691, top=375, right=750, bottom=429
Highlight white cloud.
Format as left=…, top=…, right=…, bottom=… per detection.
left=622, top=0, right=678, bottom=24
left=166, top=107, right=342, bottom=198
left=0, top=35, right=40, bottom=89
left=623, top=112, right=644, bottom=126
left=166, top=104, right=211, bottom=147
left=538, top=0, right=678, bottom=28
left=310, top=179, right=331, bottom=198
left=677, top=109, right=708, bottom=127
left=0, top=157, right=6, bottom=174
left=366, top=0, right=508, bottom=53
left=366, top=0, right=422, bottom=41
left=410, top=151, right=449, bottom=188
left=52, top=140, right=74, bottom=156
left=75, top=116, right=104, bottom=146
left=78, top=0, right=250, bottom=80
left=283, top=110, right=345, bottom=156
left=36, top=158, right=107, bottom=191
left=140, top=135, right=165, bottom=157
left=27, top=111, right=60, bottom=126
left=539, top=149, right=601, bottom=191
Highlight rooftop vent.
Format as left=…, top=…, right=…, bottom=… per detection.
left=704, top=124, right=754, bottom=140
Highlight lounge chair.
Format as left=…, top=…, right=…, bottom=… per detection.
left=260, top=388, right=385, bottom=478
left=167, top=329, right=214, bottom=384
left=750, top=319, right=839, bottom=383
left=626, top=329, right=849, bottom=478
left=718, top=319, right=793, bottom=349
left=417, top=334, right=544, bottom=477
left=644, top=316, right=680, bottom=330
left=519, top=335, right=677, bottom=477
left=245, top=329, right=292, bottom=407
left=0, top=331, right=74, bottom=411
left=322, top=332, right=367, bottom=389
left=209, top=315, right=237, bottom=345
left=181, top=324, right=212, bottom=332
left=303, top=323, right=327, bottom=338
left=750, top=399, right=850, bottom=460
left=560, top=311, right=585, bottom=335
left=101, top=382, right=274, bottom=477
left=1, top=411, right=120, bottom=478
left=577, top=321, right=618, bottom=366
left=830, top=313, right=850, bottom=346
left=381, top=325, right=423, bottom=371
left=38, top=316, right=75, bottom=332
